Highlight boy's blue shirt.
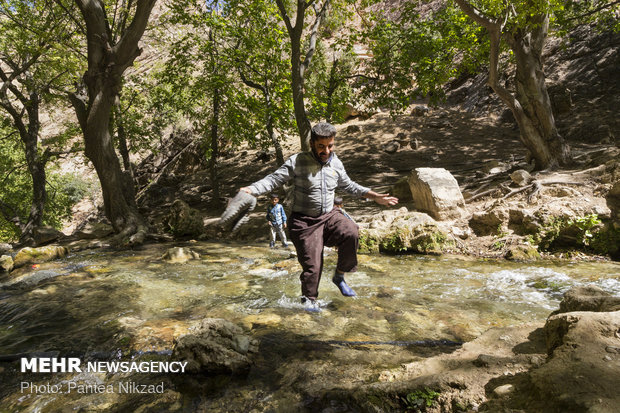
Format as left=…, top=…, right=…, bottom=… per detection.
left=267, top=203, right=287, bottom=225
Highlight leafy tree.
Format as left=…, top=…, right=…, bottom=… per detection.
left=225, top=0, right=296, bottom=165
left=163, top=0, right=249, bottom=205
left=361, top=3, right=487, bottom=110
left=67, top=0, right=157, bottom=245
left=0, top=0, right=82, bottom=244
left=275, top=0, right=333, bottom=151
left=305, top=37, right=357, bottom=123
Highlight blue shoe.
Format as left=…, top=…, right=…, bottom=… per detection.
left=301, top=296, right=321, bottom=312
left=332, top=273, right=356, bottom=297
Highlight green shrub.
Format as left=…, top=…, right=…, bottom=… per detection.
left=402, top=387, right=440, bottom=411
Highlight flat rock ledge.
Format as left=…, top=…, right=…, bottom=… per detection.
left=306, top=286, right=620, bottom=413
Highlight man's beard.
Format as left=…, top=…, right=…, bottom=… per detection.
left=312, top=147, right=328, bottom=164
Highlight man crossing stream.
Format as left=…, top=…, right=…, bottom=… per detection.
left=235, top=122, right=398, bottom=311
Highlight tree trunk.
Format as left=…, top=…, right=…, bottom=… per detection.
left=70, top=0, right=156, bottom=245
left=265, top=92, right=284, bottom=165
left=80, top=87, right=144, bottom=242
left=0, top=80, right=47, bottom=245
left=276, top=0, right=331, bottom=152
left=209, top=88, right=221, bottom=205
left=19, top=92, right=46, bottom=245
left=506, top=28, right=571, bottom=170
left=290, top=31, right=312, bottom=152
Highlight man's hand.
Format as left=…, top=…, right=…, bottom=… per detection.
left=367, top=191, right=399, bottom=206
left=240, top=187, right=253, bottom=194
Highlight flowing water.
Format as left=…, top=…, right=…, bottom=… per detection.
left=0, top=241, right=618, bottom=412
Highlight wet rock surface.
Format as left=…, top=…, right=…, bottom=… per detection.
left=172, top=318, right=259, bottom=375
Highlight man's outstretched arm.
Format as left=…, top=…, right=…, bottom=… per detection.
left=365, top=190, right=399, bottom=206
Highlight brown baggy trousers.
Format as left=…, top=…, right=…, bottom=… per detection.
left=289, top=209, right=359, bottom=300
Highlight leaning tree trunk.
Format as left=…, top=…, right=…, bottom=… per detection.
left=290, top=42, right=312, bottom=152
left=276, top=0, right=331, bottom=153
left=289, top=20, right=312, bottom=152
left=19, top=93, right=47, bottom=246
left=209, top=88, right=221, bottom=206
left=506, top=28, right=571, bottom=170
left=70, top=0, right=156, bottom=246
left=454, top=0, right=571, bottom=171
left=0, top=82, right=47, bottom=245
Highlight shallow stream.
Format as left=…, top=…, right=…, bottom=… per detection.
left=0, top=242, right=618, bottom=411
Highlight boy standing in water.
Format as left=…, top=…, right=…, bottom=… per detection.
left=267, top=194, right=288, bottom=248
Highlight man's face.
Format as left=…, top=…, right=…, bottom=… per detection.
left=311, top=135, right=335, bottom=163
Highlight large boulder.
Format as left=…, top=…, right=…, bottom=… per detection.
left=523, top=287, right=620, bottom=412
left=13, top=246, right=68, bottom=268
left=359, top=210, right=453, bottom=254
left=407, top=168, right=465, bottom=220
left=172, top=318, right=259, bottom=375
left=165, top=199, right=204, bottom=237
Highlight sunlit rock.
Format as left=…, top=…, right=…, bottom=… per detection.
left=553, top=285, right=620, bottom=314
left=469, top=208, right=508, bottom=236
left=360, top=212, right=453, bottom=255
left=0, top=255, right=13, bottom=273
left=161, top=247, right=200, bottom=263
left=510, top=169, right=532, bottom=186
left=408, top=167, right=465, bottom=220
left=13, top=246, right=68, bottom=268
left=504, top=244, right=541, bottom=261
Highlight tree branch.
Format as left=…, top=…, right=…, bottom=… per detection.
left=115, top=0, right=157, bottom=69
left=275, top=0, right=294, bottom=34
left=301, top=0, right=331, bottom=75
left=453, top=0, right=496, bottom=30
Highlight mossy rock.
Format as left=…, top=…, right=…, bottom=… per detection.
left=360, top=215, right=453, bottom=255
left=358, top=231, right=381, bottom=254
left=505, top=245, right=541, bottom=261
left=13, top=246, right=68, bottom=268
left=590, top=222, right=620, bottom=259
